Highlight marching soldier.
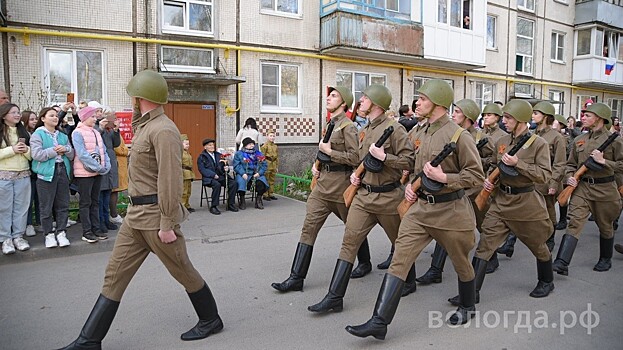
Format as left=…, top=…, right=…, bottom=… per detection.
left=346, top=80, right=484, bottom=340
left=307, top=84, right=415, bottom=315
left=552, top=103, right=623, bottom=275
left=57, top=70, right=224, bottom=349
left=271, top=86, right=373, bottom=293
left=448, top=99, right=554, bottom=311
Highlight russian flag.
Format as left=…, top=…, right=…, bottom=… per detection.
left=605, top=58, right=616, bottom=75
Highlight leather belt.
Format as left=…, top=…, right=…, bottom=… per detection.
left=499, top=184, right=534, bottom=195
left=581, top=175, right=615, bottom=185
left=183, top=166, right=193, bottom=171
left=362, top=181, right=401, bottom=193
left=128, top=194, right=158, bottom=205
left=417, top=189, right=465, bottom=204
left=322, top=164, right=352, bottom=173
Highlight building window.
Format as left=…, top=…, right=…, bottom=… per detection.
left=486, top=15, right=497, bottom=49
left=162, top=0, right=213, bottom=36
left=517, top=0, right=535, bottom=12
left=549, top=90, right=564, bottom=115
left=261, top=0, right=301, bottom=16
left=576, top=29, right=591, bottom=56
left=437, top=0, right=472, bottom=29
left=602, top=30, right=619, bottom=58
left=336, top=71, right=386, bottom=103
left=475, top=82, right=495, bottom=111
left=413, top=77, right=454, bottom=105
left=160, top=46, right=214, bottom=73
left=514, top=83, right=532, bottom=98
left=609, top=98, right=623, bottom=120
left=551, top=32, right=565, bottom=62
left=516, top=18, right=534, bottom=75
left=261, top=62, right=300, bottom=112
left=45, top=48, right=104, bottom=105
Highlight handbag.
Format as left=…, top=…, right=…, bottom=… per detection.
left=83, top=131, right=102, bottom=173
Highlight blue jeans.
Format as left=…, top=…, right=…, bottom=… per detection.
left=0, top=176, right=31, bottom=242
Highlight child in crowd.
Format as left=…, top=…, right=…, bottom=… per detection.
left=21, top=110, right=39, bottom=237
left=260, top=129, right=278, bottom=201
left=181, top=134, right=195, bottom=212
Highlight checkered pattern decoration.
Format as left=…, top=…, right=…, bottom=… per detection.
left=257, top=116, right=318, bottom=143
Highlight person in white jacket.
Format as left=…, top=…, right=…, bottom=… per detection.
left=235, top=117, right=262, bottom=150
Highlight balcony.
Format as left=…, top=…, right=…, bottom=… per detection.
left=572, top=56, right=623, bottom=91
left=575, top=0, right=623, bottom=28
left=319, top=1, right=424, bottom=64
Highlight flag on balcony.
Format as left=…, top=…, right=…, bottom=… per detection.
left=605, top=58, right=616, bottom=76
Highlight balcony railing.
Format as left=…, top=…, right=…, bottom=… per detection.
left=576, top=0, right=623, bottom=7
left=320, top=0, right=418, bottom=24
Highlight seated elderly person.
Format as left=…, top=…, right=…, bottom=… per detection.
left=197, top=138, right=238, bottom=215
left=233, top=137, right=269, bottom=210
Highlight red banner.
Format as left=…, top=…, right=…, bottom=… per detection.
left=115, top=111, right=134, bottom=145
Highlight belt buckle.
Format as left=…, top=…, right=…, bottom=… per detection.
left=128, top=196, right=134, bottom=205
left=364, top=184, right=373, bottom=193
left=323, top=164, right=331, bottom=172
left=426, top=194, right=436, bottom=204
left=586, top=176, right=595, bottom=185
left=502, top=185, right=512, bottom=195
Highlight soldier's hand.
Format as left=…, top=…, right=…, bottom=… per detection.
left=501, top=153, right=518, bottom=166
left=318, top=141, right=332, bottom=155
left=567, top=177, right=578, bottom=187
left=423, top=162, right=447, bottom=183
left=350, top=172, right=361, bottom=186
left=548, top=188, right=556, bottom=195
left=483, top=179, right=494, bottom=192
left=369, top=144, right=386, bottom=161
left=590, top=150, right=606, bottom=165
left=158, top=229, right=177, bottom=244
left=405, top=183, right=417, bottom=203
left=311, top=164, right=320, bottom=178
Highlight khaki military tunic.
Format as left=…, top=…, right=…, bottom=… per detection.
left=337, top=114, right=414, bottom=263
left=299, top=111, right=359, bottom=246
left=182, top=150, right=194, bottom=208
left=566, top=127, right=623, bottom=239
left=260, top=140, right=278, bottom=197
left=475, top=129, right=553, bottom=262
left=464, top=125, right=489, bottom=232
left=481, top=124, right=508, bottom=173
left=102, top=107, right=204, bottom=301
left=388, top=116, right=484, bottom=282
left=534, top=126, right=567, bottom=229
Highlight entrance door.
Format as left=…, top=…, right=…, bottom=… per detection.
left=164, top=103, right=216, bottom=179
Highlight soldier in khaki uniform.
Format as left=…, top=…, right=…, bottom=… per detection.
left=448, top=100, right=554, bottom=312
left=308, top=85, right=415, bottom=315
left=181, top=134, right=195, bottom=212
left=271, top=86, right=373, bottom=293
left=346, top=80, right=484, bottom=340
left=553, top=103, right=623, bottom=275
left=260, top=129, right=279, bottom=201
left=58, top=71, right=223, bottom=350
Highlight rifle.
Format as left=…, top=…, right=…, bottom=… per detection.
left=343, top=126, right=394, bottom=207
left=474, top=132, right=532, bottom=211
left=310, top=120, right=336, bottom=190
left=557, top=133, right=620, bottom=206
left=476, top=137, right=489, bottom=151
left=396, top=142, right=457, bottom=218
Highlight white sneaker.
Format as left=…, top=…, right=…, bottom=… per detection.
left=110, top=215, right=123, bottom=224
left=56, top=231, right=70, bottom=247
left=13, top=237, right=30, bottom=251
left=52, top=221, right=56, bottom=230
left=67, top=219, right=77, bottom=227
left=26, top=225, right=37, bottom=237
left=2, top=239, right=15, bottom=255
left=45, top=233, right=58, bottom=248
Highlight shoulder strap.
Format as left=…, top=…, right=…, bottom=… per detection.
left=451, top=127, right=463, bottom=143
left=476, top=130, right=482, bottom=142
left=522, top=134, right=538, bottom=150
left=334, top=119, right=353, bottom=132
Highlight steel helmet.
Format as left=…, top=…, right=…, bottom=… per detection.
left=417, top=79, right=453, bottom=109
left=582, top=103, right=612, bottom=125
left=328, top=86, right=354, bottom=110
left=454, top=99, right=481, bottom=122
left=363, top=84, right=392, bottom=111
left=554, top=114, right=567, bottom=124
left=482, top=103, right=503, bottom=117
left=533, top=101, right=555, bottom=116
left=503, top=99, right=533, bottom=123
left=126, top=70, right=169, bottom=104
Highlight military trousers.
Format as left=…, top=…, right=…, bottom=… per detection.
left=543, top=193, right=557, bottom=230
left=476, top=211, right=552, bottom=262
left=299, top=192, right=349, bottom=246
left=468, top=190, right=489, bottom=233
left=264, top=168, right=277, bottom=197
left=567, top=195, right=621, bottom=239
left=102, top=223, right=205, bottom=302
left=182, top=179, right=192, bottom=208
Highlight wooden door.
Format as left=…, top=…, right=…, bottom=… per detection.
left=164, top=103, right=216, bottom=179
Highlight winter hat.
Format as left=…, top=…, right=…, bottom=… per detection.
left=242, top=137, right=255, bottom=148
left=78, top=106, right=98, bottom=122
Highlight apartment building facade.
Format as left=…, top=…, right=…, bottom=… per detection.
left=1, top=0, right=622, bottom=175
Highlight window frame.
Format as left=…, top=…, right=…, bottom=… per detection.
left=549, top=90, right=564, bottom=115
left=608, top=98, right=623, bottom=120
left=260, top=0, right=303, bottom=18
left=486, top=14, right=497, bottom=50
left=577, top=95, right=598, bottom=119
left=514, top=83, right=533, bottom=98
left=517, top=0, right=535, bottom=12
left=159, top=46, right=215, bottom=73
left=336, top=70, right=387, bottom=104
left=516, top=17, right=535, bottom=76
left=161, top=0, right=214, bottom=37
left=474, top=82, right=495, bottom=111
left=551, top=31, right=565, bottom=63
left=260, top=62, right=302, bottom=114
left=437, top=0, right=472, bottom=30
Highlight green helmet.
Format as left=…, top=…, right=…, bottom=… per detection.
left=482, top=103, right=503, bottom=117
left=126, top=70, right=168, bottom=104
left=363, top=84, right=392, bottom=111
left=328, top=86, right=353, bottom=110
left=554, top=114, right=567, bottom=124
left=503, top=99, right=533, bottom=123
left=454, top=99, right=481, bottom=122
left=533, top=101, right=555, bottom=116
left=417, top=79, right=453, bottom=109
left=582, top=102, right=612, bottom=125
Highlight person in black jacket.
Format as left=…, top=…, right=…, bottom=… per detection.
left=197, top=138, right=238, bottom=214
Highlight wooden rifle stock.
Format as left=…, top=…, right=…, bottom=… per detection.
left=400, top=172, right=409, bottom=185
left=310, top=159, right=321, bottom=190
left=474, top=168, right=500, bottom=210
left=343, top=163, right=365, bottom=207
left=310, top=120, right=336, bottom=190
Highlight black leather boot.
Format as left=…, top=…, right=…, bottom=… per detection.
left=308, top=259, right=352, bottom=313
left=401, top=264, right=416, bottom=297
left=345, top=273, right=403, bottom=340
left=377, top=245, right=394, bottom=270
left=416, top=243, right=446, bottom=284
left=351, top=239, right=372, bottom=279
left=546, top=229, right=556, bottom=253
left=238, top=192, right=246, bottom=210
left=552, top=234, right=578, bottom=276
left=593, top=237, right=614, bottom=272
left=181, top=283, right=224, bottom=341
left=615, top=243, right=623, bottom=255
left=555, top=205, right=568, bottom=230
left=271, top=243, right=313, bottom=292
left=448, top=279, right=476, bottom=325
left=255, top=196, right=264, bottom=209
left=485, top=253, right=499, bottom=274
left=449, top=257, right=486, bottom=306
left=530, top=258, right=555, bottom=298
left=57, top=294, right=119, bottom=350
left=497, top=233, right=516, bottom=257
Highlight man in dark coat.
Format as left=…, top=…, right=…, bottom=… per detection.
left=197, top=138, right=238, bottom=214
